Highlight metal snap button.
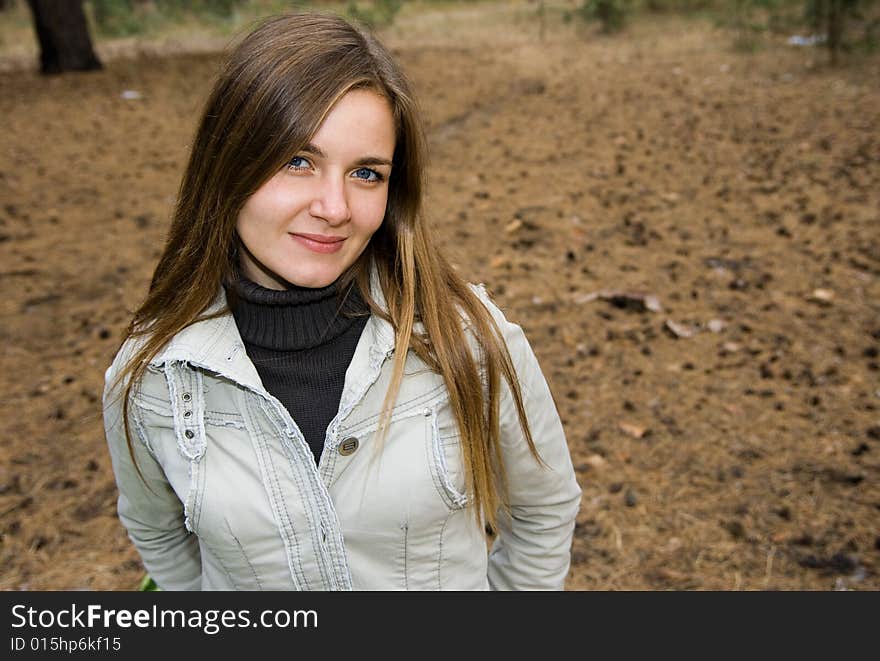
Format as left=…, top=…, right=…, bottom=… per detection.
left=183, top=410, right=192, bottom=418
left=338, top=436, right=359, bottom=456
left=182, top=392, right=192, bottom=402
left=184, top=429, right=194, bottom=439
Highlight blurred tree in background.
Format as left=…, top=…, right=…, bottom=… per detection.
left=726, top=0, right=879, bottom=64
left=807, top=0, right=880, bottom=63
left=26, top=0, right=102, bottom=73
left=2, top=1, right=877, bottom=74
left=578, top=0, right=630, bottom=33
left=572, top=0, right=878, bottom=63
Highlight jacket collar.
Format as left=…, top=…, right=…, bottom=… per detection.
left=150, top=267, right=396, bottom=394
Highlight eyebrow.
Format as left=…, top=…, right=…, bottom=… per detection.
left=301, top=142, right=393, bottom=167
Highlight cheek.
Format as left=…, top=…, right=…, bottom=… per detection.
left=355, top=192, right=389, bottom=235
left=236, top=200, right=266, bottom=241
left=237, top=178, right=293, bottom=233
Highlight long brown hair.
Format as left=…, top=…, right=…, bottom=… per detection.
left=112, top=11, right=543, bottom=531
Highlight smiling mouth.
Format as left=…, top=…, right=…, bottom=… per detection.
left=290, top=233, right=346, bottom=243
left=289, top=232, right=347, bottom=254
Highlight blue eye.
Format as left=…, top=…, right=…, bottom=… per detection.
left=287, top=156, right=311, bottom=170
left=353, top=167, right=382, bottom=182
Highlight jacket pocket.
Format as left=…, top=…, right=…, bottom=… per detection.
left=425, top=403, right=468, bottom=511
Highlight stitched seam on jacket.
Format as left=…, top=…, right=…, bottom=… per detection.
left=192, top=442, right=206, bottom=533
left=343, top=382, right=447, bottom=437
left=165, top=364, right=197, bottom=532
left=198, top=537, right=239, bottom=590
left=437, top=510, right=455, bottom=590
left=134, top=389, right=244, bottom=424
left=425, top=409, right=453, bottom=511
left=131, top=396, right=171, bottom=418
left=344, top=404, right=436, bottom=440
left=268, top=399, right=339, bottom=589
left=402, top=521, right=409, bottom=590
left=129, top=397, right=158, bottom=460
left=242, top=394, right=306, bottom=591
left=430, top=406, right=468, bottom=509
left=266, top=399, right=333, bottom=591
left=256, top=398, right=311, bottom=589
left=202, top=413, right=245, bottom=430
left=316, top=343, right=393, bottom=588
left=227, top=518, right=263, bottom=590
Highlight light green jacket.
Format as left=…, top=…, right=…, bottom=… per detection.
left=103, top=278, right=581, bottom=590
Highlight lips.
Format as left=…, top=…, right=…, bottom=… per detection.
left=289, top=232, right=346, bottom=254
left=291, top=233, right=346, bottom=244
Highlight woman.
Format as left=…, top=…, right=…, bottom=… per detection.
left=103, top=11, right=581, bottom=591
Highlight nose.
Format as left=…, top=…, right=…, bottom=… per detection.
left=309, top=175, right=351, bottom=226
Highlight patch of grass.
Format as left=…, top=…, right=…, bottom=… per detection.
left=137, top=574, right=160, bottom=591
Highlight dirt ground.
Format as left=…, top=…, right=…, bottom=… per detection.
left=1, top=1, right=878, bottom=591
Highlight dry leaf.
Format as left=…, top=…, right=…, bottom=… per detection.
left=584, top=454, right=607, bottom=469
left=808, top=288, right=834, bottom=305
left=723, top=403, right=743, bottom=416
left=664, top=319, right=696, bottom=338
left=618, top=421, right=648, bottom=438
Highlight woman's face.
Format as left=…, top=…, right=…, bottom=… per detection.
left=236, top=89, right=396, bottom=289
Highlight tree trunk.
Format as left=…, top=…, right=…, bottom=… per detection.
left=828, top=0, right=843, bottom=66
left=26, top=0, right=102, bottom=74
left=538, top=0, right=545, bottom=42
left=809, top=0, right=827, bottom=34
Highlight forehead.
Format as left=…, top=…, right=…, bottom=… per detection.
left=310, top=89, right=396, bottom=158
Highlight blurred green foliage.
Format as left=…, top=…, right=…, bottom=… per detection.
left=85, top=0, right=306, bottom=37
left=345, top=0, right=402, bottom=28
left=90, top=0, right=146, bottom=36
left=641, top=0, right=717, bottom=10
left=82, top=0, right=423, bottom=36
left=568, top=0, right=877, bottom=61
left=715, top=0, right=879, bottom=58
left=577, top=0, right=629, bottom=33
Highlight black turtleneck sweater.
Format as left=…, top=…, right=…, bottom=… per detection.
left=227, top=276, right=370, bottom=466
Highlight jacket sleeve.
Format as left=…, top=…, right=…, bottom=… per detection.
left=102, top=348, right=203, bottom=591
left=470, top=286, right=582, bottom=590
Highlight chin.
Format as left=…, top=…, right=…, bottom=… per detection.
left=282, top=269, right=340, bottom=289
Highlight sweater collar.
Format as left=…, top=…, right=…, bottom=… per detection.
left=228, top=276, right=368, bottom=352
